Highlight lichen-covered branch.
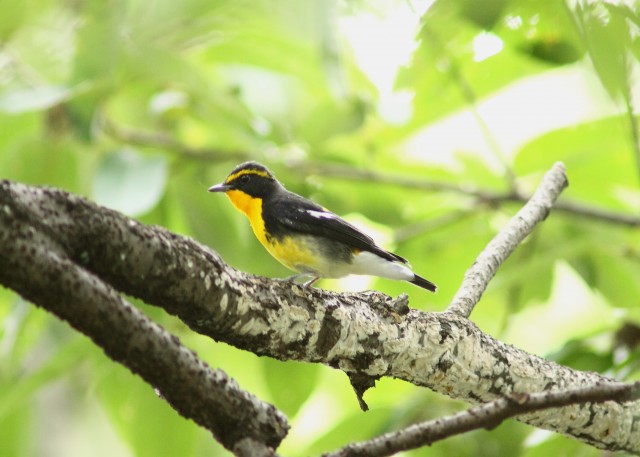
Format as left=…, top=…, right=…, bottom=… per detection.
left=0, top=169, right=638, bottom=453
left=0, top=192, right=288, bottom=455
left=446, top=162, right=568, bottom=317
left=326, top=381, right=640, bottom=457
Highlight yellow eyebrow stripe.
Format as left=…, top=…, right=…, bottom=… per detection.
left=225, top=169, right=270, bottom=183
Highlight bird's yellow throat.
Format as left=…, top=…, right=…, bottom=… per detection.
left=225, top=190, right=268, bottom=246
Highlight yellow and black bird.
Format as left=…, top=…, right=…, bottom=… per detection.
left=208, top=161, right=436, bottom=292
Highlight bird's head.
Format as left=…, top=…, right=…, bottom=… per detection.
left=208, top=161, right=280, bottom=198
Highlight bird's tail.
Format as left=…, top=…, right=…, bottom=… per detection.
left=409, top=274, right=437, bottom=292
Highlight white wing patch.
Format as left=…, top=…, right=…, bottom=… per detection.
left=304, top=209, right=338, bottom=220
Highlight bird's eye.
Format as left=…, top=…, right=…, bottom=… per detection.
left=239, top=175, right=250, bottom=184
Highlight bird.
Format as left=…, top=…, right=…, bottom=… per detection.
left=208, top=161, right=436, bottom=292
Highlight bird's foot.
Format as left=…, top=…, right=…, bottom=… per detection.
left=285, top=274, right=304, bottom=282
left=302, top=277, right=320, bottom=287
left=284, top=274, right=321, bottom=287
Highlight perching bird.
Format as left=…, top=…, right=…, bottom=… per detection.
left=208, top=161, right=436, bottom=292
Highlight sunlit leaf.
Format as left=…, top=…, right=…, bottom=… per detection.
left=548, top=339, right=613, bottom=373
left=571, top=1, right=637, bottom=102
left=262, top=359, right=320, bottom=417
left=92, top=149, right=168, bottom=216
left=0, top=86, right=76, bottom=114
left=399, top=0, right=577, bottom=126
left=96, top=365, right=203, bottom=457
left=0, top=138, right=81, bottom=191
left=0, top=336, right=88, bottom=420
left=514, top=115, right=637, bottom=208
left=522, top=431, right=601, bottom=457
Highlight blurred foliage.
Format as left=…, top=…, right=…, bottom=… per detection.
left=1, top=0, right=639, bottom=455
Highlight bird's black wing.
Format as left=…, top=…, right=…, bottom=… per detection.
left=269, top=191, right=407, bottom=264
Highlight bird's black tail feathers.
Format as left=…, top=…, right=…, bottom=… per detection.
left=409, top=274, right=437, bottom=292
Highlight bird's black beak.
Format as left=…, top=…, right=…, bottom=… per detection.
left=208, top=183, right=232, bottom=193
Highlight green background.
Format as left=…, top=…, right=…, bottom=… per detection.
left=1, top=0, right=639, bottom=455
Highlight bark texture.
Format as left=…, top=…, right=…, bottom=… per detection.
left=0, top=178, right=638, bottom=453
left=0, top=182, right=288, bottom=453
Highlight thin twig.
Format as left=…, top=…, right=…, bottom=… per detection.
left=100, top=117, right=250, bottom=163
left=446, top=162, right=568, bottom=317
left=393, top=209, right=475, bottom=242
left=305, top=162, right=640, bottom=227
left=324, top=381, right=640, bottom=457
left=553, top=199, right=640, bottom=226
left=101, top=120, right=640, bottom=228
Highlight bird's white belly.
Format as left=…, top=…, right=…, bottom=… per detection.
left=301, top=250, right=414, bottom=281
left=272, top=234, right=414, bottom=282
left=348, top=251, right=414, bottom=281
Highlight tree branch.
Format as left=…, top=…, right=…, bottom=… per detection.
left=1, top=163, right=639, bottom=453
left=304, top=162, right=640, bottom=227
left=99, top=117, right=250, bottom=163
left=101, top=120, right=640, bottom=228
left=446, top=162, right=568, bottom=317
left=325, top=381, right=640, bottom=457
left=0, top=193, right=288, bottom=455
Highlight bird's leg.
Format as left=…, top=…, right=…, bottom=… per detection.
left=285, top=274, right=320, bottom=287
left=303, top=277, right=320, bottom=287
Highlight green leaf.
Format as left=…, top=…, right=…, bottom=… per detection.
left=457, top=0, right=508, bottom=29
left=262, top=358, right=320, bottom=417
left=302, top=407, right=392, bottom=456
left=0, top=86, right=76, bottom=114
left=571, top=2, right=637, bottom=102
left=96, top=365, right=202, bottom=457
left=0, top=137, right=82, bottom=192
left=588, top=246, right=640, bottom=309
left=0, top=112, right=40, bottom=159
left=4, top=4, right=78, bottom=83
left=502, top=261, right=619, bottom=356
left=0, top=0, right=30, bottom=39
left=0, top=406, right=32, bottom=457
left=496, top=0, right=584, bottom=65
left=298, top=96, right=368, bottom=144
left=92, top=149, right=168, bottom=216
left=522, top=431, right=601, bottom=457
left=548, top=339, right=613, bottom=373
left=398, top=0, right=573, bottom=126
left=0, top=336, right=88, bottom=420
left=514, top=115, right=637, bottom=209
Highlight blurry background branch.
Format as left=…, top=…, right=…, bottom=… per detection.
left=100, top=117, right=251, bottom=164
left=303, top=163, right=640, bottom=228
left=101, top=119, right=640, bottom=228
